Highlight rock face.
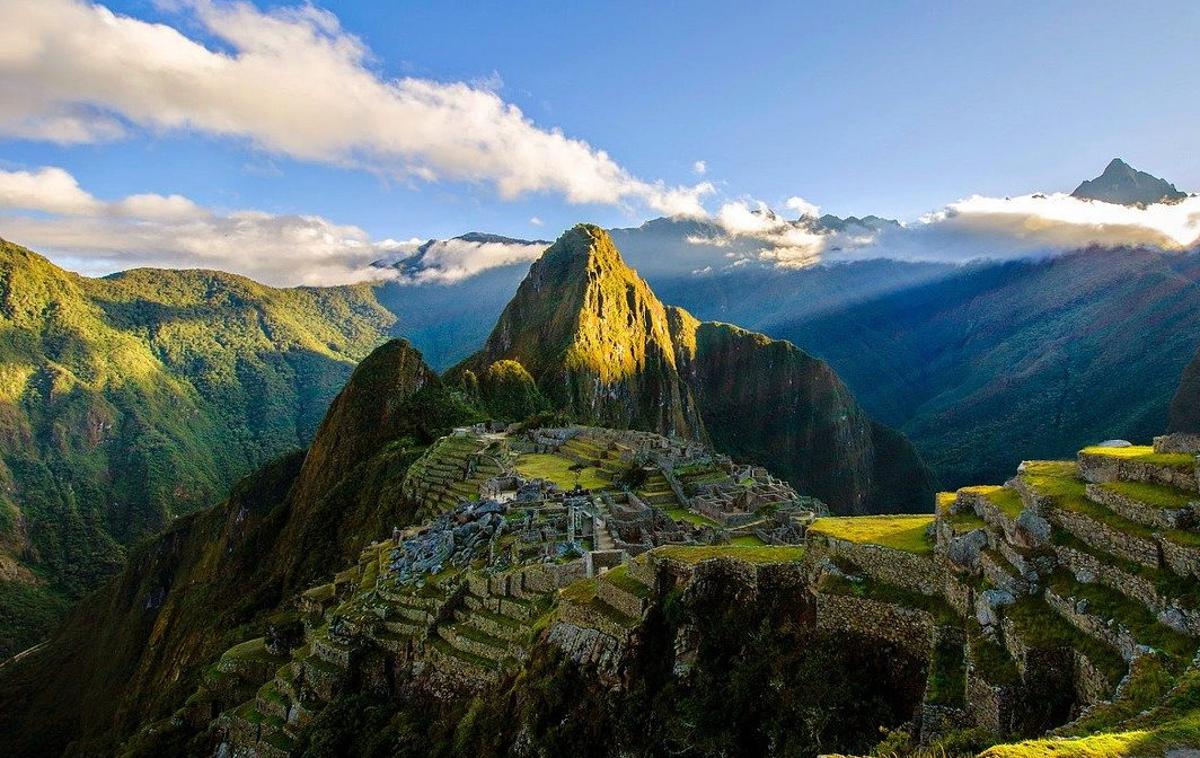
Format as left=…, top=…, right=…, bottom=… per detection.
left=671, top=315, right=934, bottom=513
left=461, top=224, right=934, bottom=514
left=1071, top=158, right=1187, bottom=206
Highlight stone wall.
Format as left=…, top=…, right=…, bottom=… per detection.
left=1155, top=433, right=1200, bottom=455
left=814, top=591, right=935, bottom=650
left=1085, top=482, right=1194, bottom=530
left=1159, top=538, right=1200, bottom=580
left=1078, top=452, right=1198, bottom=492
left=1054, top=542, right=1200, bottom=637
left=1047, top=507, right=1160, bottom=568
left=1044, top=587, right=1137, bottom=662
left=807, top=534, right=944, bottom=595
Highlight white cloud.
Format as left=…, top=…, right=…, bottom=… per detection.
left=692, top=160, right=706, bottom=176
left=0, top=0, right=710, bottom=216
left=785, top=196, right=820, bottom=218
left=0, top=166, right=102, bottom=215
left=529, top=216, right=543, bottom=226
left=400, top=238, right=547, bottom=285
left=0, top=165, right=411, bottom=285
left=918, top=192, right=1200, bottom=251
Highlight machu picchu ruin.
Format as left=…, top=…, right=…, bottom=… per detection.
left=99, top=421, right=1200, bottom=758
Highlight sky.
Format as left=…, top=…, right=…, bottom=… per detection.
left=0, top=0, right=1198, bottom=284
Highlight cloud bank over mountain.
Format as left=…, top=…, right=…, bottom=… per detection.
left=0, top=165, right=406, bottom=285
left=691, top=189, right=1200, bottom=273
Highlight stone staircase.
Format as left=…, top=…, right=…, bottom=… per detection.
left=637, top=470, right=678, bottom=508
left=558, top=434, right=627, bottom=483
left=402, top=435, right=508, bottom=513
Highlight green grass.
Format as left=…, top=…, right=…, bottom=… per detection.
left=221, top=637, right=287, bottom=663
left=936, top=491, right=957, bottom=513
left=514, top=453, right=610, bottom=490
left=927, top=635, right=967, bottom=706
left=1080, top=445, right=1195, bottom=469
left=1004, top=595, right=1127, bottom=686
left=980, top=663, right=1200, bottom=756
left=663, top=505, right=719, bottom=527
left=604, top=564, right=652, bottom=598
left=652, top=544, right=806, bottom=565
left=968, top=625, right=1021, bottom=687
left=962, top=484, right=1024, bottom=520
left=817, top=571, right=959, bottom=622
left=1052, top=528, right=1200, bottom=609
left=945, top=509, right=987, bottom=533
left=731, top=534, right=766, bottom=546
left=1024, top=461, right=1200, bottom=548
left=1099, top=480, right=1198, bottom=510
left=807, top=514, right=934, bottom=555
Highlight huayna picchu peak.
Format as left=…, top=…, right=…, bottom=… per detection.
left=459, top=224, right=933, bottom=514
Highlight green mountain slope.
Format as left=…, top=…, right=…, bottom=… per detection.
left=0, top=338, right=476, bottom=756
left=775, top=247, right=1200, bottom=489
left=458, top=224, right=704, bottom=438
left=0, top=238, right=395, bottom=656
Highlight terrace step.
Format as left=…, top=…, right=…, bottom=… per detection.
left=456, top=607, right=527, bottom=644
left=427, top=634, right=501, bottom=678
left=1042, top=571, right=1196, bottom=664
left=439, top=623, right=520, bottom=662
left=1050, top=532, right=1200, bottom=638
left=1085, top=481, right=1199, bottom=531
left=1078, top=446, right=1198, bottom=492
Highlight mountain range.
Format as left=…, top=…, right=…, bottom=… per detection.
left=1, top=158, right=1197, bottom=660
left=0, top=225, right=931, bottom=755
left=0, top=225, right=929, bottom=658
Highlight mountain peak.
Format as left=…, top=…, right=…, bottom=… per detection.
left=1072, top=157, right=1187, bottom=206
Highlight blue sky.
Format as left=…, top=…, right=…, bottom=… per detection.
left=1, top=0, right=1198, bottom=283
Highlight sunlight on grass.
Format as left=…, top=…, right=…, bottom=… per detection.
left=808, top=514, right=934, bottom=554
left=515, top=453, right=609, bottom=490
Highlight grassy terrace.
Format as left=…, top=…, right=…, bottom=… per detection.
left=1098, top=480, right=1199, bottom=510
left=818, top=572, right=958, bottom=622
left=514, top=453, right=609, bottom=490
left=1004, top=596, right=1127, bottom=686
left=1023, top=461, right=1200, bottom=548
left=807, top=514, right=934, bottom=555
left=1080, top=445, right=1195, bottom=469
left=731, top=534, right=766, bottom=546
left=926, top=635, right=967, bottom=706
left=557, top=577, right=639, bottom=627
left=663, top=504, right=719, bottom=527
left=962, top=484, right=1024, bottom=520
left=1045, top=570, right=1196, bottom=660
left=1053, top=528, right=1200, bottom=610
left=651, top=544, right=806, bottom=564
left=945, top=509, right=988, bottom=533
left=936, top=491, right=956, bottom=513
left=604, top=564, right=652, bottom=598
left=982, top=663, right=1200, bottom=757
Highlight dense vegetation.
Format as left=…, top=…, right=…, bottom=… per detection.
left=0, top=339, right=480, bottom=756
left=0, top=238, right=396, bottom=656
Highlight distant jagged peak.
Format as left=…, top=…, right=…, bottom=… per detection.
left=1071, top=157, right=1188, bottom=206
